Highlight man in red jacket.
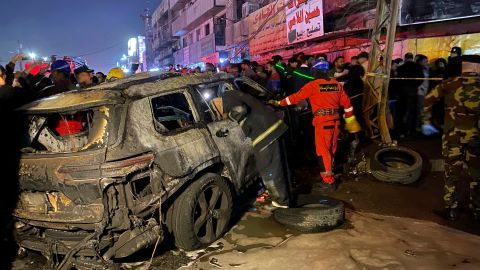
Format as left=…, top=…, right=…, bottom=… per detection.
left=271, top=76, right=361, bottom=189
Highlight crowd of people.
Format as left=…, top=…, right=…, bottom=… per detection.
left=167, top=47, right=463, bottom=140
left=0, top=46, right=479, bottom=221
left=0, top=54, right=125, bottom=110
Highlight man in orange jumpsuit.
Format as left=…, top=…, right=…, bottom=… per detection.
left=271, top=76, right=361, bottom=188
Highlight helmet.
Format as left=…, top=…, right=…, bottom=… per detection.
left=312, top=59, right=330, bottom=71
left=106, top=67, right=125, bottom=81
left=50, top=60, right=71, bottom=74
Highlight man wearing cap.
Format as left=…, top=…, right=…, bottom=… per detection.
left=422, top=55, right=480, bottom=221
left=36, top=60, right=77, bottom=98
left=74, top=65, right=97, bottom=88
left=446, top=46, right=462, bottom=78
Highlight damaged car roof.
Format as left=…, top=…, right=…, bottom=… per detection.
left=19, top=72, right=234, bottom=113
left=18, top=90, right=125, bottom=113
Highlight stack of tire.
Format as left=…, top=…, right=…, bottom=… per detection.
left=368, top=146, right=423, bottom=184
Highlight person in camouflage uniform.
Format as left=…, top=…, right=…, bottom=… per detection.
left=422, top=55, right=480, bottom=221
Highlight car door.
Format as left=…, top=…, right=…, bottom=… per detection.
left=148, top=90, right=220, bottom=178
left=190, top=82, right=256, bottom=189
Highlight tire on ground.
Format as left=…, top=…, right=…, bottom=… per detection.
left=369, top=146, right=422, bottom=184
left=166, top=173, right=233, bottom=251
left=273, top=196, right=344, bottom=233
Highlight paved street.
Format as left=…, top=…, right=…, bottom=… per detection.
left=12, top=137, right=480, bottom=270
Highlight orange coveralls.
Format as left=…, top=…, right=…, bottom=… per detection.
left=280, top=78, right=354, bottom=184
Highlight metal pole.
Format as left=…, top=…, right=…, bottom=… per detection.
left=363, top=0, right=400, bottom=145
left=378, top=0, right=400, bottom=145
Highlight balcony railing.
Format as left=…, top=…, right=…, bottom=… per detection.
left=172, top=0, right=226, bottom=36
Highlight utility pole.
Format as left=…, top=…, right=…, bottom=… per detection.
left=141, top=8, right=154, bottom=70
left=363, top=0, right=400, bottom=145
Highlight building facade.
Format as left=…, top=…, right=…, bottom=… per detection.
left=171, top=0, right=228, bottom=67
left=150, top=0, right=480, bottom=67
left=151, top=0, right=183, bottom=68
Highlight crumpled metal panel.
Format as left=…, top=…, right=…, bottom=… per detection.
left=124, top=98, right=219, bottom=178
left=124, top=73, right=234, bottom=98
left=18, top=90, right=124, bottom=113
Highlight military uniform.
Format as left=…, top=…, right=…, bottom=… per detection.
left=423, top=76, right=480, bottom=212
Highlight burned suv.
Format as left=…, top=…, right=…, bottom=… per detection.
left=14, top=73, right=272, bottom=268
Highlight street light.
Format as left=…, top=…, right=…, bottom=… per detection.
left=29, top=52, right=36, bottom=60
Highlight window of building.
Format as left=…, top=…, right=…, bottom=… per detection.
left=205, top=23, right=210, bottom=36
left=151, top=92, right=194, bottom=133
left=196, top=29, right=201, bottom=41
left=183, top=37, right=188, bottom=47
left=188, top=33, right=193, bottom=45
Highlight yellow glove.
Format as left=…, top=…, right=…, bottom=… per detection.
left=345, top=115, right=361, bottom=133
left=267, top=100, right=281, bottom=106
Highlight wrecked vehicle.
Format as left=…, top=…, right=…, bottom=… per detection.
left=13, top=73, right=274, bottom=269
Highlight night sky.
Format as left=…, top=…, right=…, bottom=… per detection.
left=1, top=0, right=160, bottom=73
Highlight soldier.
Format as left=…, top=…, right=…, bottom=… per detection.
left=422, top=55, right=480, bottom=221
left=270, top=72, right=361, bottom=190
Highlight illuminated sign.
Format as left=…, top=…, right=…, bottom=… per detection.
left=248, top=1, right=287, bottom=55
left=285, top=0, right=324, bottom=44
left=138, top=36, right=146, bottom=64
left=128, top=38, right=137, bottom=57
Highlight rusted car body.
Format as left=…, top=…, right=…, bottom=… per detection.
left=13, top=73, right=269, bottom=268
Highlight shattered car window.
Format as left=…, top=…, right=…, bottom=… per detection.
left=151, top=92, right=194, bottom=132
left=233, top=78, right=273, bottom=101
left=19, top=106, right=111, bottom=153
left=193, top=82, right=226, bottom=122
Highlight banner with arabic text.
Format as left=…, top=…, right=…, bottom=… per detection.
left=285, top=0, right=324, bottom=44
left=248, top=1, right=287, bottom=56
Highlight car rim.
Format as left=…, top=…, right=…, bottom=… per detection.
left=193, top=184, right=229, bottom=243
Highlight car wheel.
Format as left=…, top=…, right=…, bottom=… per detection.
left=273, top=196, right=344, bottom=233
left=369, top=146, right=422, bottom=184
left=167, top=173, right=233, bottom=251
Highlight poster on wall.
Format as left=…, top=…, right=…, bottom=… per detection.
left=400, top=0, right=480, bottom=25
left=285, top=0, right=324, bottom=44
left=248, top=1, right=287, bottom=56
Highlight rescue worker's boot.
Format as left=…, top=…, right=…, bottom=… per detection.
left=312, top=182, right=336, bottom=193
left=271, top=201, right=289, bottom=208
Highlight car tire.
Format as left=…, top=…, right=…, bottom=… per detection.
left=369, top=146, right=422, bottom=184
left=167, top=173, right=233, bottom=251
left=273, top=196, right=344, bottom=233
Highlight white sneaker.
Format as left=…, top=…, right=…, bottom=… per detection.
left=272, top=201, right=289, bottom=209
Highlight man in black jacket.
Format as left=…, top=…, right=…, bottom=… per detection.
left=0, top=64, right=35, bottom=269
left=395, top=53, right=424, bottom=137
left=446, top=47, right=462, bottom=78
left=292, top=55, right=315, bottom=93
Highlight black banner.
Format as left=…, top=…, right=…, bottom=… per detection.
left=400, top=0, right=480, bottom=25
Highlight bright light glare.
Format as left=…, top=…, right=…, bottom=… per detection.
left=149, top=68, right=160, bottom=72
left=202, top=92, right=212, bottom=99
left=122, top=68, right=130, bottom=73
left=42, top=57, right=48, bottom=61
left=29, top=52, right=36, bottom=59
left=219, top=58, right=226, bottom=63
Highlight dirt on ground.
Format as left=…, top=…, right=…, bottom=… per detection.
left=183, top=208, right=480, bottom=270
